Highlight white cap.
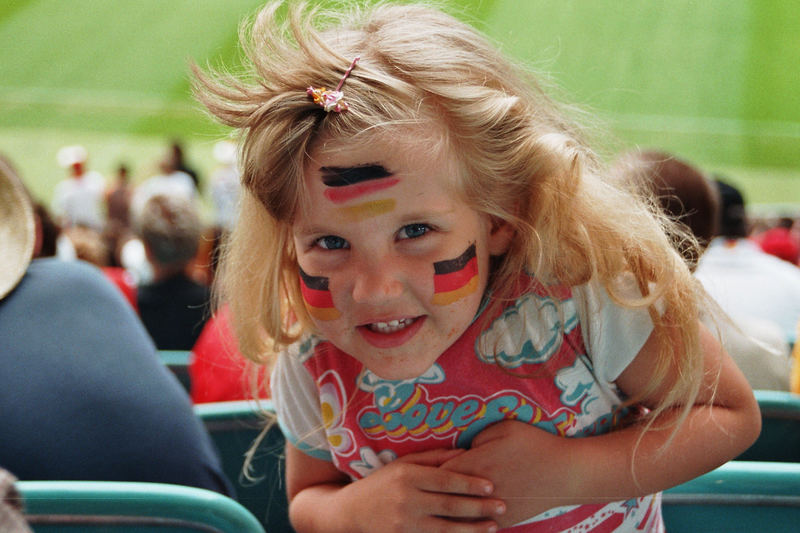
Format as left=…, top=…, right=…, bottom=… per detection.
left=56, top=145, right=88, bottom=168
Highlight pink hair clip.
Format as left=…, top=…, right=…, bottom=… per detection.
left=307, top=56, right=360, bottom=113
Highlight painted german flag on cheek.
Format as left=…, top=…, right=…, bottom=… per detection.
left=431, top=243, right=479, bottom=306
left=299, top=268, right=341, bottom=321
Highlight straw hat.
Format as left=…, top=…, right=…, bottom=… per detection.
left=0, top=158, right=35, bottom=300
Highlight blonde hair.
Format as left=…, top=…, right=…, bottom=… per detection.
left=194, top=1, right=706, bottom=433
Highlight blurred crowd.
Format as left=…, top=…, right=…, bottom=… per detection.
left=7, top=139, right=256, bottom=405
left=616, top=149, right=800, bottom=393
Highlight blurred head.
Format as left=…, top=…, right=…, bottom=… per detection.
left=715, top=178, right=748, bottom=239
left=135, top=194, right=202, bottom=270
left=57, top=145, right=88, bottom=177
left=64, top=226, right=110, bottom=267
left=616, top=150, right=718, bottom=268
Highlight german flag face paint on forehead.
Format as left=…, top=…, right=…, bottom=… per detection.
left=431, top=243, right=479, bottom=306
left=321, top=165, right=399, bottom=204
left=299, top=267, right=341, bottom=321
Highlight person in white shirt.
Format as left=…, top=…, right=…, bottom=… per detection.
left=695, top=179, right=800, bottom=345
left=51, top=145, right=105, bottom=231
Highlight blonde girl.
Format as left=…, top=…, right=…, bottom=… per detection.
left=194, top=2, right=760, bottom=532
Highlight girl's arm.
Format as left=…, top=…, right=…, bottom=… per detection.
left=441, top=320, right=762, bottom=527
left=285, top=442, right=507, bottom=533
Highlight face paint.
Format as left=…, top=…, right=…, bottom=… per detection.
left=335, top=199, right=396, bottom=222
left=299, top=267, right=341, bottom=321
left=321, top=165, right=392, bottom=187
left=321, top=165, right=399, bottom=204
left=324, top=178, right=400, bottom=204
left=431, top=243, right=479, bottom=306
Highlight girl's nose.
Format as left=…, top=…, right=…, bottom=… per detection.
left=351, top=254, right=404, bottom=304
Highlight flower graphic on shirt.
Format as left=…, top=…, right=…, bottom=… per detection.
left=476, top=292, right=578, bottom=368
left=318, top=370, right=355, bottom=455
left=349, top=447, right=397, bottom=478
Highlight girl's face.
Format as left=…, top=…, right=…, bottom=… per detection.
left=292, top=133, right=512, bottom=380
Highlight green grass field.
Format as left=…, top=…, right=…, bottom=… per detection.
left=2, top=0, right=799, bottom=212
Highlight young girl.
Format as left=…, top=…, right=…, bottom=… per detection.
left=194, top=2, right=760, bottom=531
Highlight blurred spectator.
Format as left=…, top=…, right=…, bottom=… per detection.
left=210, top=140, right=241, bottom=232
left=131, top=154, right=197, bottom=219
left=756, top=216, right=800, bottom=264
left=170, top=139, right=201, bottom=191
left=105, top=162, right=134, bottom=256
left=695, top=179, right=800, bottom=345
left=31, top=202, right=60, bottom=258
left=190, top=304, right=263, bottom=403
left=63, top=225, right=138, bottom=310
left=64, top=225, right=111, bottom=267
left=619, top=151, right=791, bottom=390
left=0, top=158, right=232, bottom=496
left=616, top=149, right=718, bottom=268
left=135, top=194, right=210, bottom=349
left=51, top=145, right=105, bottom=230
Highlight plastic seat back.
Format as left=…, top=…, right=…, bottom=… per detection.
left=662, top=461, right=800, bottom=532
left=737, top=389, right=800, bottom=462
left=196, top=400, right=293, bottom=532
left=18, top=480, right=265, bottom=533
left=159, top=350, right=192, bottom=392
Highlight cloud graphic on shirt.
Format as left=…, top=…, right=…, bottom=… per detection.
left=357, top=365, right=445, bottom=413
left=349, top=447, right=397, bottom=479
left=554, top=354, right=620, bottom=435
left=476, top=292, right=578, bottom=368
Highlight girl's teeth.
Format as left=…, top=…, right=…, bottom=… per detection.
left=370, top=318, right=412, bottom=333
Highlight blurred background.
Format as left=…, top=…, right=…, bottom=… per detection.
left=2, top=0, right=798, bottom=215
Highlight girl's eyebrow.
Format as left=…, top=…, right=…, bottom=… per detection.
left=320, top=164, right=393, bottom=187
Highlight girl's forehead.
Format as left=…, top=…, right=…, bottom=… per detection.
left=306, top=127, right=455, bottom=180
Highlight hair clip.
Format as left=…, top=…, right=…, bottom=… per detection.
left=307, top=56, right=360, bottom=113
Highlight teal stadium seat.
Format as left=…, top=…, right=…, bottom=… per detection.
left=662, top=461, right=800, bottom=532
left=195, top=400, right=294, bottom=532
left=17, top=480, right=265, bottom=533
left=737, top=389, right=800, bottom=462
left=159, top=350, right=192, bottom=392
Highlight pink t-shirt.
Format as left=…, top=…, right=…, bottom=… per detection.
left=273, top=274, right=662, bottom=531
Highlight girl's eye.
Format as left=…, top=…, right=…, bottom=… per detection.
left=397, top=223, right=431, bottom=240
left=315, top=235, right=349, bottom=250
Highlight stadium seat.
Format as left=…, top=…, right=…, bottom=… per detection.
left=662, top=461, right=800, bottom=532
left=17, top=480, right=265, bottom=533
left=195, top=400, right=293, bottom=532
left=736, top=389, right=800, bottom=462
left=159, top=350, right=192, bottom=392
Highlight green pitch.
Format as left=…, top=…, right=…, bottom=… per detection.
left=1, top=0, right=798, bottom=211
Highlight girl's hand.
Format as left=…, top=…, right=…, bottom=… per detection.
left=287, top=445, right=506, bottom=533
left=441, top=421, right=570, bottom=527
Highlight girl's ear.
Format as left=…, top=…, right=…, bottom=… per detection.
left=487, top=217, right=515, bottom=256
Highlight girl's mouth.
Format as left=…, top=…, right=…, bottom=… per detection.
left=368, top=318, right=415, bottom=334
left=358, top=316, right=425, bottom=348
